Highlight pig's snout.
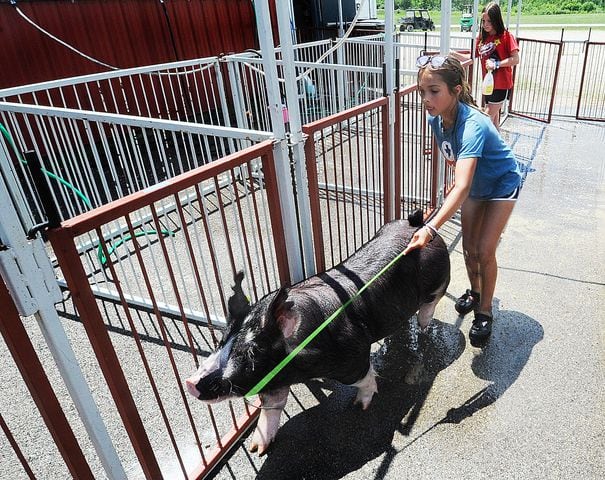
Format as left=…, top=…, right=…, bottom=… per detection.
left=185, top=367, right=228, bottom=401
left=185, top=378, right=201, bottom=398
left=185, top=338, right=235, bottom=401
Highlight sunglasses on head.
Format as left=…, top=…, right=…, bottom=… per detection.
left=416, top=55, right=449, bottom=69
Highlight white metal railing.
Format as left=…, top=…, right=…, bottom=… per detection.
left=0, top=100, right=273, bottom=330
left=226, top=54, right=384, bottom=132
left=0, top=101, right=270, bottom=220
left=0, top=57, right=232, bottom=127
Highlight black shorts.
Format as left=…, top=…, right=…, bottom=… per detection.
left=484, top=89, right=510, bottom=104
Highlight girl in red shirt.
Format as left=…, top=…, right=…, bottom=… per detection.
left=476, top=2, right=520, bottom=130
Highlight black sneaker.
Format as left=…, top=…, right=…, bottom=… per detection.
left=455, top=289, right=480, bottom=316
left=469, top=312, right=493, bottom=347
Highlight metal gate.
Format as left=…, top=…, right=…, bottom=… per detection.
left=44, top=140, right=288, bottom=479
left=303, top=97, right=390, bottom=273
left=577, top=42, right=605, bottom=122
left=509, top=38, right=563, bottom=124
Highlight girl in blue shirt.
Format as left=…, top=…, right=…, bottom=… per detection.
left=404, top=55, right=521, bottom=347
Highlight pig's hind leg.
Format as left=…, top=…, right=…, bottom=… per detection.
left=417, top=301, right=438, bottom=331
left=352, top=365, right=378, bottom=410
left=417, top=285, right=446, bottom=331
left=250, top=386, right=289, bottom=455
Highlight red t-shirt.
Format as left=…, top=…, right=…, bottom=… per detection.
left=475, top=30, right=519, bottom=90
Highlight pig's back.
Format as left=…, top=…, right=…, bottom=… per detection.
left=328, top=219, right=450, bottom=340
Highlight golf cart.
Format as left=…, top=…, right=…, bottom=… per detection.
left=399, top=9, right=435, bottom=32
left=460, top=4, right=474, bottom=32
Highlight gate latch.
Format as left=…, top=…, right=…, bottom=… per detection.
left=0, top=238, right=63, bottom=317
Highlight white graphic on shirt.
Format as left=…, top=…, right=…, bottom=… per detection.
left=440, top=140, right=456, bottom=165
left=479, top=42, right=496, bottom=58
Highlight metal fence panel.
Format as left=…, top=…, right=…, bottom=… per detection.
left=0, top=279, right=95, bottom=479
left=577, top=42, right=605, bottom=122
left=509, top=38, right=562, bottom=123
left=47, top=140, right=288, bottom=479
left=303, top=97, right=389, bottom=273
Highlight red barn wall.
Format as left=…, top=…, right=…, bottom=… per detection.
left=0, top=0, right=278, bottom=89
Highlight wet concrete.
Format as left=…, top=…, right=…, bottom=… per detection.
left=212, top=116, right=605, bottom=479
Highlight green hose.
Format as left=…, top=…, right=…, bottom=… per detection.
left=97, top=229, right=175, bottom=265
left=0, top=122, right=174, bottom=266
left=0, top=122, right=91, bottom=208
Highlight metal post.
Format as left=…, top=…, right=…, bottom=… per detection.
left=440, top=0, right=452, bottom=55
left=516, top=0, right=522, bottom=39
left=472, top=0, right=480, bottom=90
left=336, top=0, right=346, bottom=114
left=0, top=148, right=127, bottom=479
left=337, top=0, right=345, bottom=39
left=384, top=0, right=396, bottom=221
left=472, top=0, right=480, bottom=59
left=275, top=0, right=316, bottom=277
left=252, top=0, right=304, bottom=282
left=504, top=0, right=516, bottom=122
left=226, top=60, right=250, bottom=131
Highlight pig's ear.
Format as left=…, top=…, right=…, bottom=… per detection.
left=266, top=287, right=298, bottom=338
left=227, top=270, right=251, bottom=322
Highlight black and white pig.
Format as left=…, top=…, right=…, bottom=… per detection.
left=185, top=211, right=450, bottom=454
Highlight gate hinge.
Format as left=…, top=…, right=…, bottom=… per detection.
left=0, top=239, right=63, bottom=316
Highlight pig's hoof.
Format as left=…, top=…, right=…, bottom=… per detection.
left=249, top=430, right=273, bottom=456
left=353, top=389, right=376, bottom=410
left=352, top=366, right=378, bottom=410
left=249, top=439, right=271, bottom=456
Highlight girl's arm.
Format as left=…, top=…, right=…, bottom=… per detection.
left=486, top=49, right=519, bottom=70
left=403, top=156, right=476, bottom=254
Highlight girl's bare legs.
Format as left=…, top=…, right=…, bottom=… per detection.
left=485, top=102, right=504, bottom=130
left=461, top=197, right=516, bottom=316
left=460, top=199, right=486, bottom=296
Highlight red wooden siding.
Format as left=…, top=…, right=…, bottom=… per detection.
left=0, top=0, right=277, bottom=89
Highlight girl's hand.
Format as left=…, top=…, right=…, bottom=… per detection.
left=485, top=58, right=499, bottom=70
left=403, top=227, right=432, bottom=255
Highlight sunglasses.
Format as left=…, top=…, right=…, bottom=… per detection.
left=416, top=55, right=449, bottom=69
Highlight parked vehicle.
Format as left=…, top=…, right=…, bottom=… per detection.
left=399, top=9, right=435, bottom=32
left=460, top=4, right=474, bottom=32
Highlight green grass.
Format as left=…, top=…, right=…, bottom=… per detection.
left=518, top=13, right=605, bottom=24
left=378, top=10, right=605, bottom=27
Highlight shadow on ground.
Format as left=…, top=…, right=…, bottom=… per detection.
left=250, top=320, right=464, bottom=480
left=441, top=306, right=544, bottom=425
left=246, top=307, right=543, bottom=480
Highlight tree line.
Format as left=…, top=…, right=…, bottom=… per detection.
left=376, top=0, right=605, bottom=14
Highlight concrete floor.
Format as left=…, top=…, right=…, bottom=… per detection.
left=210, top=116, right=605, bottom=479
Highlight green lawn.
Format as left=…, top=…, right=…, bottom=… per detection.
left=379, top=10, right=605, bottom=26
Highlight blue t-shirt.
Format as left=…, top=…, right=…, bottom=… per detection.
left=429, top=102, right=521, bottom=199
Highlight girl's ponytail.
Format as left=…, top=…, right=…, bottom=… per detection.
left=459, top=80, right=479, bottom=108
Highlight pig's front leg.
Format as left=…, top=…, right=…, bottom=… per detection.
left=352, top=365, right=378, bottom=410
left=250, top=386, right=289, bottom=455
